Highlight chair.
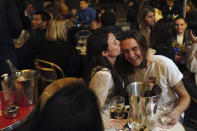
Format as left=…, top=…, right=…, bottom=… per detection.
left=39, top=77, right=84, bottom=110
left=191, top=97, right=197, bottom=103
left=34, top=59, right=65, bottom=92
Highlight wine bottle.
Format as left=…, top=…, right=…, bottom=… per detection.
left=5, top=59, right=17, bottom=77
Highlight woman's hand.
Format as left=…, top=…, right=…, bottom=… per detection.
left=146, top=48, right=156, bottom=67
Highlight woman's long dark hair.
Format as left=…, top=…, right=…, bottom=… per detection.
left=84, top=27, right=125, bottom=96
left=138, top=5, right=155, bottom=31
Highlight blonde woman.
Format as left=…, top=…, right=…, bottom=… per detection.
left=37, top=19, right=83, bottom=77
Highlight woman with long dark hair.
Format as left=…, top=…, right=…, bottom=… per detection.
left=85, top=27, right=126, bottom=105
left=84, top=27, right=126, bottom=129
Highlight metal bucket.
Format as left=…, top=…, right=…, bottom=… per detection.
left=126, top=82, right=162, bottom=131
left=14, top=69, right=37, bottom=106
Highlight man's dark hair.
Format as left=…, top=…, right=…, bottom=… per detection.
left=120, top=30, right=149, bottom=53
left=117, top=30, right=149, bottom=78
left=34, top=10, right=51, bottom=22
left=100, top=11, right=116, bottom=26
left=175, top=16, right=187, bottom=23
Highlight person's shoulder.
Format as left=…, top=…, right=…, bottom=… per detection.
left=93, top=66, right=110, bottom=72
left=154, top=55, right=175, bottom=65
left=86, top=7, right=96, bottom=13
left=91, top=67, right=112, bottom=80
left=33, top=30, right=46, bottom=38
left=92, top=66, right=110, bottom=74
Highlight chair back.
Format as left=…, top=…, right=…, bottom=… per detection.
left=34, top=59, right=65, bottom=82
left=40, top=77, right=84, bottom=110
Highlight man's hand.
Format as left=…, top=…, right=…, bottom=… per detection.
left=166, top=108, right=181, bottom=126
left=158, top=109, right=181, bottom=129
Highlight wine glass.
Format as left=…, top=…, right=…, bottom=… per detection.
left=75, top=30, right=91, bottom=55
left=157, top=98, right=175, bottom=129
left=113, top=96, right=125, bottom=119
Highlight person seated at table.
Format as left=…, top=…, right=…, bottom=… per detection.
left=138, top=5, right=155, bottom=46
left=15, top=10, right=51, bottom=69
left=119, top=30, right=190, bottom=128
left=85, top=27, right=155, bottom=128
left=183, top=32, right=197, bottom=130
left=150, top=18, right=194, bottom=125
left=34, top=81, right=104, bottom=131
left=85, top=27, right=125, bottom=107
left=84, top=27, right=126, bottom=129
left=173, top=16, right=192, bottom=47
left=37, top=19, right=83, bottom=77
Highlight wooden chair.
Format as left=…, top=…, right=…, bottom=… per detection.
left=34, top=59, right=65, bottom=92
left=39, top=77, right=84, bottom=110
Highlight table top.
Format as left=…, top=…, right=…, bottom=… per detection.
left=156, top=122, right=185, bottom=131
left=0, top=93, right=36, bottom=131
left=108, top=105, right=185, bottom=131
left=109, top=119, right=185, bottom=131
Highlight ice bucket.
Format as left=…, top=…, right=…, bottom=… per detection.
left=14, top=69, right=38, bottom=106
left=126, top=82, right=162, bottom=131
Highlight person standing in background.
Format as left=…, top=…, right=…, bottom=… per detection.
left=0, top=0, right=22, bottom=76
left=25, top=1, right=36, bottom=22
left=77, top=0, right=96, bottom=27
left=161, top=0, right=183, bottom=19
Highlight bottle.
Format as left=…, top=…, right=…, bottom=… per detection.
left=150, top=84, right=161, bottom=96
left=5, top=59, right=17, bottom=75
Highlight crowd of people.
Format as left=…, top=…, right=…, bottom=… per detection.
left=1, top=0, right=197, bottom=130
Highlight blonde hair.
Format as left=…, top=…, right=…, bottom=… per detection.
left=46, top=20, right=67, bottom=41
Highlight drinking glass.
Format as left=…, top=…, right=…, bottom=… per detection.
left=113, top=96, right=125, bottom=119
left=75, top=30, right=91, bottom=55
left=1, top=76, right=15, bottom=107
left=157, top=99, right=174, bottom=129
